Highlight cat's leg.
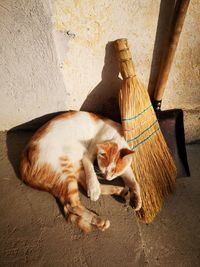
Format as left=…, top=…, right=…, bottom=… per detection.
left=121, top=167, right=142, bottom=211
left=78, top=174, right=128, bottom=198
left=57, top=173, right=110, bottom=232
left=65, top=176, right=110, bottom=231
left=51, top=168, right=92, bottom=233
left=82, top=155, right=101, bottom=201
left=100, top=184, right=129, bottom=198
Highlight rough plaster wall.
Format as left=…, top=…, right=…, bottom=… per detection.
left=52, top=0, right=200, bottom=142
left=0, top=0, right=199, bottom=142
left=0, top=0, right=67, bottom=130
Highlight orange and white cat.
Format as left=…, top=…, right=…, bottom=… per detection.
left=20, top=111, right=141, bottom=233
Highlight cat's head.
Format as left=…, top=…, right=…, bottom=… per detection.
left=96, top=140, right=134, bottom=180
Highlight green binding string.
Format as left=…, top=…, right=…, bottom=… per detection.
left=127, top=120, right=158, bottom=143
left=121, top=104, right=152, bottom=122
left=131, top=128, right=160, bottom=150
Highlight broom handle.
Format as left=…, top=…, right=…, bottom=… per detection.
left=153, top=0, right=190, bottom=107
left=114, top=39, right=136, bottom=79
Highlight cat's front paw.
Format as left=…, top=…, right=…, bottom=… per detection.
left=129, top=188, right=142, bottom=211
left=87, top=180, right=101, bottom=201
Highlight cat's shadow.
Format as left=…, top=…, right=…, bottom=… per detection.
left=6, top=41, right=125, bottom=211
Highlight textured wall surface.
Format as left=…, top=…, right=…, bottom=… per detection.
left=0, top=0, right=199, bottom=142
left=0, top=0, right=67, bottom=130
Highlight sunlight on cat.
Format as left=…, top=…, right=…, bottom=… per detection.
left=20, top=111, right=141, bottom=233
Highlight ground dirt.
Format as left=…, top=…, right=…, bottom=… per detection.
left=0, top=131, right=200, bottom=267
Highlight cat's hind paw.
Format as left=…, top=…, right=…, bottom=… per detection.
left=130, top=189, right=142, bottom=211
left=94, top=217, right=110, bottom=231
left=120, top=187, right=130, bottom=201
left=68, top=213, right=92, bottom=233
left=98, top=219, right=110, bottom=232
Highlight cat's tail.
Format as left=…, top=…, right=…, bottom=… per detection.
left=19, top=144, right=38, bottom=185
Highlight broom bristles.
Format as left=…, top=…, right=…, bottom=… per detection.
left=119, top=78, right=176, bottom=223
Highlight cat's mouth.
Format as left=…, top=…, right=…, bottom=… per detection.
left=105, top=176, right=113, bottom=181
left=103, top=173, right=114, bottom=181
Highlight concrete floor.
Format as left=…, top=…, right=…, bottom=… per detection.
left=0, top=131, right=200, bottom=267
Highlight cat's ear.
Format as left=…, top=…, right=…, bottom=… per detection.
left=120, top=148, right=134, bottom=159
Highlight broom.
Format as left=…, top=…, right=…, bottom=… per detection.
left=114, top=39, right=177, bottom=223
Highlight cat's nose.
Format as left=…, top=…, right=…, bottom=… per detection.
left=104, top=171, right=109, bottom=179
left=104, top=171, right=112, bottom=180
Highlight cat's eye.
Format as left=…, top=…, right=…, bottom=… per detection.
left=99, top=152, right=106, bottom=157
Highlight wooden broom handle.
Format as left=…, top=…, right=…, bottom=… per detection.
left=114, top=39, right=136, bottom=79
left=154, top=0, right=190, bottom=101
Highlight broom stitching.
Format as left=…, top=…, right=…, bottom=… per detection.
left=120, top=58, right=132, bottom=62
left=130, top=128, right=160, bottom=150
left=124, top=75, right=136, bottom=79
left=123, top=113, right=155, bottom=132
left=127, top=120, right=159, bottom=143
left=121, top=104, right=152, bottom=121
left=117, top=48, right=130, bottom=52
